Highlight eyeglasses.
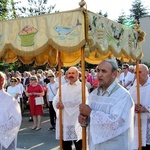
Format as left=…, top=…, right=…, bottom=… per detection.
left=30, top=78, right=36, bottom=80
left=48, top=76, right=54, bottom=78
left=10, top=81, right=15, bottom=82
left=123, top=68, right=127, bottom=69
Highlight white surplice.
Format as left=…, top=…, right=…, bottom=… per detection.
left=53, top=80, right=89, bottom=141
left=0, top=89, right=22, bottom=150
left=88, top=83, right=134, bottom=150
left=129, top=77, right=150, bottom=149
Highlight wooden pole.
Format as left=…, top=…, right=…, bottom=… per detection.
left=136, top=61, right=142, bottom=150
left=58, top=51, right=63, bottom=150
left=81, top=47, right=87, bottom=150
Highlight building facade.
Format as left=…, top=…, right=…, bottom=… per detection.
left=140, top=16, right=150, bottom=63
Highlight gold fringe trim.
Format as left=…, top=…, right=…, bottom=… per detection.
left=49, top=39, right=86, bottom=53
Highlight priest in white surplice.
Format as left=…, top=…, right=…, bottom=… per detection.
left=129, top=64, right=150, bottom=150
left=53, top=67, right=89, bottom=150
left=79, top=59, right=134, bottom=150
left=0, top=71, right=22, bottom=150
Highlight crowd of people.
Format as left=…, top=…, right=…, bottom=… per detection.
left=1, top=59, right=150, bottom=150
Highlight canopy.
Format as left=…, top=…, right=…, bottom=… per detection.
left=0, top=7, right=145, bottom=67
left=0, top=4, right=145, bottom=150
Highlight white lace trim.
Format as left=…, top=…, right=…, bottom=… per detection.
left=0, top=117, right=20, bottom=148
left=90, top=111, right=126, bottom=144
left=146, top=119, right=150, bottom=144
left=89, top=88, right=134, bottom=145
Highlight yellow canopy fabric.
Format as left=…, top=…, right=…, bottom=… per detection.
left=0, top=8, right=145, bottom=66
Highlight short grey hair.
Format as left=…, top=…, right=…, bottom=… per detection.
left=101, top=59, right=118, bottom=72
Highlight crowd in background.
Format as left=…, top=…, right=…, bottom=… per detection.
left=2, top=64, right=146, bottom=113
left=1, top=61, right=150, bottom=149
left=3, top=67, right=99, bottom=112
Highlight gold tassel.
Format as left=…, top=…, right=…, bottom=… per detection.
left=46, top=63, right=50, bottom=70
left=121, top=57, right=124, bottom=62
left=18, top=61, right=22, bottom=67
left=49, top=49, right=53, bottom=56
left=134, top=23, right=146, bottom=43
left=129, top=59, right=132, bottom=63
left=33, top=63, right=37, bottom=68
left=95, top=52, right=99, bottom=58
left=87, top=31, right=94, bottom=46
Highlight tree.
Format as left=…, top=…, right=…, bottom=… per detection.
left=0, top=0, right=8, bottom=21
left=98, top=10, right=108, bottom=18
left=116, top=10, right=128, bottom=24
left=16, top=0, right=56, bottom=18
left=129, top=0, right=149, bottom=24
left=0, top=0, right=56, bottom=20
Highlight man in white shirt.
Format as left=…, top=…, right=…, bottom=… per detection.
left=79, top=59, right=134, bottom=150
left=53, top=67, right=88, bottom=150
left=129, top=64, right=150, bottom=150
left=0, top=71, right=22, bottom=150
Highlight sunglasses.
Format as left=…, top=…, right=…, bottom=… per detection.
left=48, top=76, right=54, bottom=78
left=123, top=68, right=127, bottom=69
left=10, top=81, right=16, bottom=82
left=30, top=78, right=36, bottom=80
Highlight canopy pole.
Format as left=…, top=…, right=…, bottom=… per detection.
left=81, top=47, right=87, bottom=150
left=58, top=51, right=63, bottom=150
left=136, top=60, right=142, bottom=150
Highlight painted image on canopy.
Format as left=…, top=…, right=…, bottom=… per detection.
left=54, top=19, right=82, bottom=40
left=18, top=25, right=38, bottom=47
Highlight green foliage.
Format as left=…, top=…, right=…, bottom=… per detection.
left=116, top=0, right=149, bottom=24
left=0, top=0, right=56, bottom=20
left=116, top=11, right=127, bottom=24
left=0, top=62, right=18, bottom=71
left=129, top=0, right=149, bottom=24
left=0, top=0, right=8, bottom=21
left=16, top=0, right=56, bottom=18
left=143, top=62, right=150, bottom=68
left=98, top=10, right=108, bottom=18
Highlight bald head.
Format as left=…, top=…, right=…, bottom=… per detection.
left=135, top=64, right=149, bottom=86
left=68, top=67, right=79, bottom=84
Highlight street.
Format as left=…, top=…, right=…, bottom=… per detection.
left=17, top=108, right=60, bottom=150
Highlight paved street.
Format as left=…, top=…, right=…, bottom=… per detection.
left=17, top=108, right=60, bottom=150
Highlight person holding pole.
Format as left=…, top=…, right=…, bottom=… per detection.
left=129, top=64, right=150, bottom=150
left=78, top=59, right=134, bottom=150
left=53, top=66, right=88, bottom=150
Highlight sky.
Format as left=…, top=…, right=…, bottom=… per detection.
left=17, top=0, right=150, bottom=21
left=48, top=0, right=150, bottom=20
